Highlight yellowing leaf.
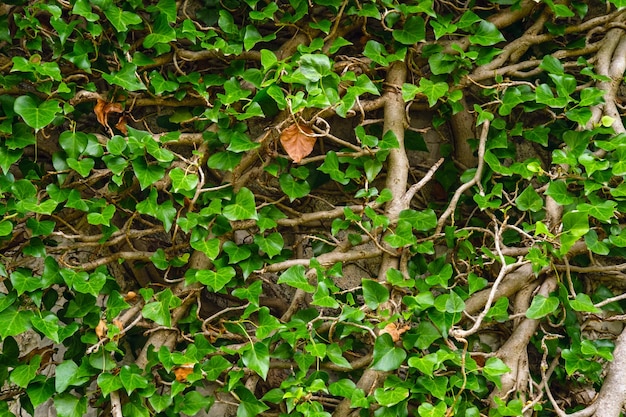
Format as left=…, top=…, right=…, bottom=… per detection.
left=173, top=364, right=195, bottom=382
left=124, top=291, right=137, bottom=302
left=95, top=319, right=108, bottom=339
left=280, top=123, right=315, bottom=163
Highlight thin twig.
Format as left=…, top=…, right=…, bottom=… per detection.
left=450, top=218, right=527, bottom=339
left=400, top=157, right=445, bottom=207
left=436, top=120, right=489, bottom=234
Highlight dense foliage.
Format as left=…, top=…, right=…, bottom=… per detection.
left=3, top=0, right=626, bottom=416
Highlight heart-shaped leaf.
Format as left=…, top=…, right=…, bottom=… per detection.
left=14, top=96, right=60, bottom=130
left=280, top=123, right=316, bottom=163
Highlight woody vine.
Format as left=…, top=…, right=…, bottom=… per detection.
left=3, top=1, right=626, bottom=417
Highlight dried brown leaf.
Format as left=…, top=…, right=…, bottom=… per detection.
left=280, top=123, right=315, bottom=163
left=112, top=319, right=124, bottom=331
left=380, top=322, right=410, bottom=342
left=173, top=364, right=195, bottom=382
left=124, top=291, right=137, bottom=302
left=115, top=115, right=128, bottom=135
left=95, top=319, right=108, bottom=339
left=94, top=99, right=124, bottom=129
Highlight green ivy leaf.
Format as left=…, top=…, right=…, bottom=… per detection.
left=136, top=188, right=176, bottom=232
left=277, top=265, right=315, bottom=292
left=72, top=271, right=107, bottom=296
left=584, top=229, right=610, bottom=255
left=148, top=393, right=173, bottom=413
left=569, top=293, right=601, bottom=313
left=169, top=167, right=199, bottom=192
left=14, top=96, right=60, bottom=131
left=0, top=220, right=13, bottom=237
left=380, top=130, right=400, bottom=149
left=132, top=157, right=165, bottom=190
left=226, top=131, right=261, bottom=152
left=66, top=157, right=94, bottom=177
left=208, top=151, right=242, bottom=171
left=393, top=16, right=425, bottom=45
left=97, top=373, right=123, bottom=397
left=223, top=241, right=252, bottom=264
left=298, top=53, right=332, bottom=82
left=545, top=180, right=575, bottom=205
left=515, top=185, right=543, bottom=212
left=577, top=200, right=616, bottom=222
left=418, top=78, right=448, bottom=107
left=103, top=7, right=142, bottom=32
left=55, top=360, right=88, bottom=393
left=254, top=232, right=284, bottom=258
left=483, top=356, right=510, bottom=376
left=312, top=281, right=340, bottom=308
left=223, top=187, right=258, bottom=220
left=142, top=288, right=182, bottom=327
left=255, top=307, right=282, bottom=339
left=539, top=55, right=564, bottom=74
left=147, top=0, right=177, bottom=22
left=31, top=314, right=60, bottom=343
left=402, top=83, right=420, bottom=102
left=235, top=387, right=270, bottom=417
left=10, top=354, right=41, bottom=388
left=469, top=20, right=505, bottom=46
left=59, top=131, right=89, bottom=159
left=144, top=15, right=176, bottom=48
left=120, top=364, right=150, bottom=394
left=0, top=145, right=22, bottom=174
left=27, top=379, right=56, bottom=408
left=194, top=267, right=236, bottom=292
left=326, top=343, right=351, bottom=368
left=242, top=342, right=270, bottom=379
left=536, top=83, right=570, bottom=108
left=371, top=333, right=407, bottom=371
left=191, top=237, right=221, bottom=260
left=408, top=353, right=438, bottom=376
left=562, top=211, right=589, bottom=238
left=363, top=40, right=389, bottom=66
left=374, top=386, right=409, bottom=407
left=579, top=87, right=605, bottom=107
left=486, top=297, right=510, bottom=322
left=362, top=279, right=389, bottom=310
left=54, top=393, right=87, bottom=417
left=526, top=295, right=559, bottom=319
left=279, top=173, right=311, bottom=201
left=178, top=391, right=214, bottom=415
left=87, top=204, right=116, bottom=226
left=318, top=151, right=349, bottom=185
left=566, top=107, right=593, bottom=125
left=444, top=291, right=466, bottom=313
left=398, top=209, right=437, bottom=231
left=122, top=402, right=150, bottom=417
left=384, top=220, right=417, bottom=248
left=102, top=62, right=146, bottom=91
left=150, top=71, right=179, bottom=95
left=10, top=269, right=41, bottom=295
left=0, top=307, right=33, bottom=339
left=72, top=0, right=99, bottom=21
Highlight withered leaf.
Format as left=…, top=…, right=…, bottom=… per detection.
left=94, top=98, right=124, bottom=130
left=124, top=291, right=137, bottom=302
left=280, top=123, right=316, bottom=163
left=115, top=114, right=128, bottom=135
left=379, top=322, right=410, bottom=342
left=95, top=319, right=108, bottom=339
left=173, top=364, right=195, bottom=382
